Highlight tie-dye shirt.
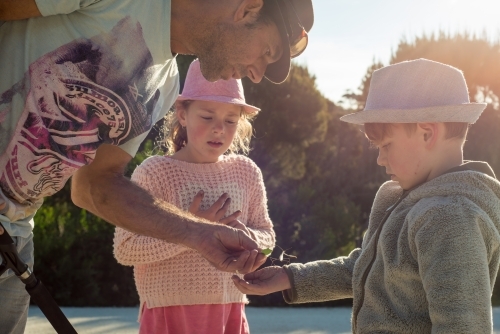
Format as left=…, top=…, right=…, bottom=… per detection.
left=0, top=0, right=179, bottom=237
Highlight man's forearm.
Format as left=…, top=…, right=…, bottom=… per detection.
left=72, top=168, right=208, bottom=247
left=0, top=0, right=42, bottom=20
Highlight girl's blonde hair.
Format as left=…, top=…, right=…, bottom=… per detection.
left=160, top=100, right=258, bottom=156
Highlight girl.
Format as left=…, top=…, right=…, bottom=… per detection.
left=113, top=59, right=275, bottom=334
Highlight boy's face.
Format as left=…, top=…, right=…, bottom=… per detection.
left=372, top=124, right=429, bottom=190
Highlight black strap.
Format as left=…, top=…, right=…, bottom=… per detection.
left=0, top=223, right=77, bottom=334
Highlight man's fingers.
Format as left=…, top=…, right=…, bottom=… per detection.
left=225, top=250, right=250, bottom=273
left=188, top=190, right=204, bottom=213
left=250, top=253, right=267, bottom=272
left=241, top=249, right=259, bottom=274
left=219, top=211, right=242, bottom=225
left=236, top=229, right=258, bottom=251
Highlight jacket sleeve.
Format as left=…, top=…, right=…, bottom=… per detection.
left=282, top=247, right=360, bottom=303
left=244, top=165, right=276, bottom=249
left=113, top=160, right=188, bottom=266
left=409, top=198, right=498, bottom=333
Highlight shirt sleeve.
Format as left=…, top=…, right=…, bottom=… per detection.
left=245, top=163, right=276, bottom=249
left=410, top=199, right=497, bottom=333
left=117, top=131, right=148, bottom=158
left=113, top=160, right=188, bottom=266
left=282, top=247, right=360, bottom=304
left=35, top=0, right=99, bottom=16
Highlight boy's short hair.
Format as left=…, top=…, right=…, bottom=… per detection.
left=364, top=122, right=469, bottom=143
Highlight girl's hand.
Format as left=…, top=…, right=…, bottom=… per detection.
left=189, top=191, right=241, bottom=223
left=231, top=266, right=292, bottom=295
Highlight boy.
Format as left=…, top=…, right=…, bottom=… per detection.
left=232, top=59, right=500, bottom=333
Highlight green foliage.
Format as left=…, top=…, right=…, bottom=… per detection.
left=32, top=140, right=154, bottom=306
left=33, top=184, right=138, bottom=306
left=261, top=248, right=273, bottom=256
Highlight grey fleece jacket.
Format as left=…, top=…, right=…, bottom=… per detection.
left=283, top=162, right=500, bottom=333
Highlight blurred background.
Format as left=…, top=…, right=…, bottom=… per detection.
left=32, top=0, right=500, bottom=308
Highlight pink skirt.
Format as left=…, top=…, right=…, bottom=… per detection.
left=139, top=303, right=250, bottom=334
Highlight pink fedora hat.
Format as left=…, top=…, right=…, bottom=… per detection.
left=177, top=59, right=260, bottom=114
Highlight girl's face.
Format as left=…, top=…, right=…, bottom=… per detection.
left=176, top=100, right=241, bottom=163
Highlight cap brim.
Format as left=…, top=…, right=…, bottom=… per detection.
left=265, top=45, right=291, bottom=84
left=264, top=0, right=292, bottom=84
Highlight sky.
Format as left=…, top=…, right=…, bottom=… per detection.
left=295, top=0, right=500, bottom=105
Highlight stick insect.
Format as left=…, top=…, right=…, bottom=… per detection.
left=261, top=246, right=297, bottom=265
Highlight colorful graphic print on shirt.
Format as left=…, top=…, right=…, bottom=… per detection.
left=0, top=17, right=162, bottom=206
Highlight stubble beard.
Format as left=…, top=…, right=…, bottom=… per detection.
left=196, top=23, right=229, bottom=82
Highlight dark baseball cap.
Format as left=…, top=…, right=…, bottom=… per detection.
left=263, top=0, right=314, bottom=84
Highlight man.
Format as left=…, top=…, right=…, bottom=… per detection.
left=0, top=0, right=314, bottom=332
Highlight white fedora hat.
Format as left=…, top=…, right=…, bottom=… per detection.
left=340, top=59, right=487, bottom=124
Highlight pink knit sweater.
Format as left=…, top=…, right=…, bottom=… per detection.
left=113, top=154, right=275, bottom=310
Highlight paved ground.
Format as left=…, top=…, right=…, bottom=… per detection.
left=26, top=306, right=500, bottom=333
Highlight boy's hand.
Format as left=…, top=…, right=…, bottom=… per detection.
left=231, top=266, right=292, bottom=295
left=189, top=191, right=241, bottom=224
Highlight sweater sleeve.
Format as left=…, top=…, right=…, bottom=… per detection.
left=282, top=247, right=360, bottom=304
left=410, top=198, right=498, bottom=333
left=113, top=160, right=188, bottom=266
left=244, top=164, right=276, bottom=249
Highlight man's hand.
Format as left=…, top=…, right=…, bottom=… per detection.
left=224, top=219, right=251, bottom=237
left=187, top=223, right=267, bottom=274
left=72, top=145, right=265, bottom=274
left=231, top=266, right=291, bottom=295
left=188, top=191, right=241, bottom=224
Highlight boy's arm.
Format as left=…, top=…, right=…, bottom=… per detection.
left=282, top=248, right=361, bottom=303
left=232, top=249, right=360, bottom=300
left=412, top=201, right=497, bottom=333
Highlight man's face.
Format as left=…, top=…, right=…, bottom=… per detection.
left=196, top=18, right=284, bottom=83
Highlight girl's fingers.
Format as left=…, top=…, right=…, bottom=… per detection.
left=219, top=211, right=242, bottom=225
left=207, top=193, right=228, bottom=215
left=188, top=190, right=204, bottom=213
left=214, top=197, right=231, bottom=221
